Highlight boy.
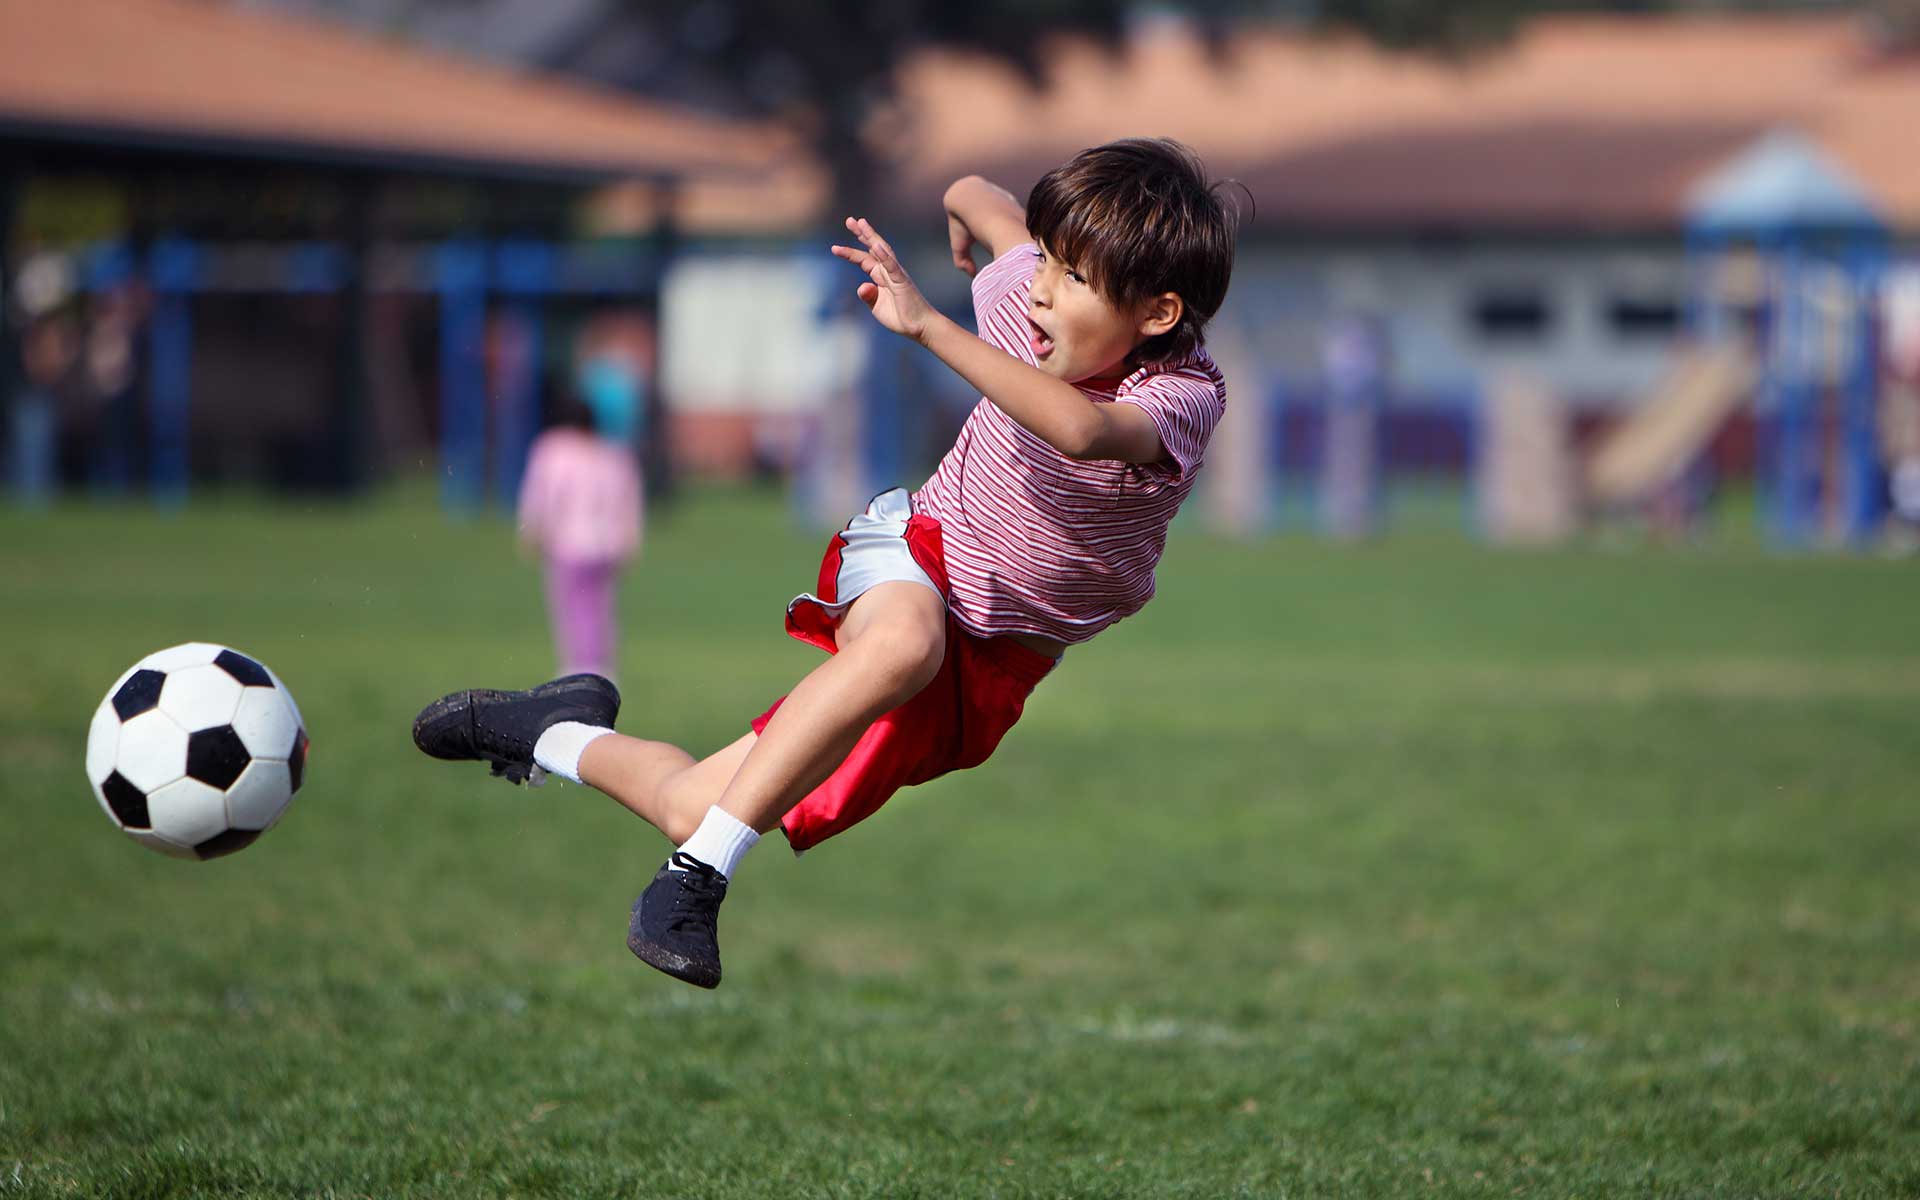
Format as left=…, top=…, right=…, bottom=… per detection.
left=413, top=137, right=1237, bottom=988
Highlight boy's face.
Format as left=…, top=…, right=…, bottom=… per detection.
left=1026, top=243, right=1163, bottom=385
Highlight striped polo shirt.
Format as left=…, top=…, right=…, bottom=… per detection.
left=911, top=242, right=1227, bottom=646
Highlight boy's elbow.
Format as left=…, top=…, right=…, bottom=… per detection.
left=1055, top=413, right=1105, bottom=461
left=943, top=175, right=983, bottom=206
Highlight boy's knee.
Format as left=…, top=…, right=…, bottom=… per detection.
left=655, top=777, right=709, bottom=845
left=660, top=808, right=702, bottom=847
left=856, top=616, right=945, bottom=699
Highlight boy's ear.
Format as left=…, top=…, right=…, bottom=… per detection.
left=1137, top=292, right=1183, bottom=340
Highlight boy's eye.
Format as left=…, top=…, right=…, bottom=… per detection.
left=1067, top=270, right=1086, bottom=284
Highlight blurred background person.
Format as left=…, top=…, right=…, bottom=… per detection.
left=80, top=280, right=145, bottom=496
left=9, top=252, right=78, bottom=510
left=516, top=350, right=646, bottom=681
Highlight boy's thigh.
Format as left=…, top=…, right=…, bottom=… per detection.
left=777, top=629, right=1039, bottom=851
left=833, top=579, right=945, bottom=656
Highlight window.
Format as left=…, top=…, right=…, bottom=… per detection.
left=1607, top=296, right=1682, bottom=339
left=1470, top=288, right=1553, bottom=342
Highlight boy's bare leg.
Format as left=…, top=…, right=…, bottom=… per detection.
left=579, top=731, right=755, bottom=844
left=707, top=580, right=944, bottom=834
left=619, top=580, right=943, bottom=987
left=579, top=579, right=945, bottom=844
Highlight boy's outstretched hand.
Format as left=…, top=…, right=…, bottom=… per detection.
left=832, top=217, right=939, bottom=344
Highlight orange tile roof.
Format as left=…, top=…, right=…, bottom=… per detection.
left=0, top=0, right=803, bottom=184
left=879, top=15, right=1920, bottom=231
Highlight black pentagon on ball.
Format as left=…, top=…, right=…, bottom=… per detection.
left=213, top=649, right=273, bottom=689
left=288, top=728, right=309, bottom=793
left=186, top=725, right=251, bottom=790
left=194, top=827, right=262, bottom=860
left=100, top=771, right=151, bottom=829
left=111, top=669, right=167, bottom=720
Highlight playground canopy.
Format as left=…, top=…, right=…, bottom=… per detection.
left=1687, top=130, right=1888, bottom=239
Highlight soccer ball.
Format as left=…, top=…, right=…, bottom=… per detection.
left=84, top=643, right=309, bottom=860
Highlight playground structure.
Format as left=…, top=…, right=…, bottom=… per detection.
left=1582, top=344, right=1757, bottom=522
left=1487, top=131, right=1893, bottom=547
left=1254, top=130, right=1896, bottom=548
left=74, top=237, right=664, bottom=510
left=64, top=238, right=664, bottom=513
left=1681, top=132, right=1891, bottom=546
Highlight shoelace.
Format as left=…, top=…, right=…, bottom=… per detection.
left=665, top=852, right=724, bottom=936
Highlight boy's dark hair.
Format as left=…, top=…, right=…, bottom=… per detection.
left=1025, top=137, right=1241, bottom=365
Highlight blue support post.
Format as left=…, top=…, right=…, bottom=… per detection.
left=437, top=242, right=488, bottom=514
left=493, top=241, right=553, bottom=508
left=1841, top=249, right=1886, bottom=544
left=1685, top=230, right=1724, bottom=342
left=1266, top=376, right=1290, bottom=529
left=1319, top=317, right=1386, bottom=540
left=1768, top=243, right=1817, bottom=546
left=80, top=242, right=134, bottom=292
left=149, top=238, right=198, bottom=508
left=1458, top=383, right=1484, bottom=537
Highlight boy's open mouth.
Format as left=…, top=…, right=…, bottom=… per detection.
left=1027, top=315, right=1055, bottom=358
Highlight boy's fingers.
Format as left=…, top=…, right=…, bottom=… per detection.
left=832, top=241, right=898, bottom=290
left=856, top=218, right=896, bottom=258
left=834, top=247, right=888, bottom=284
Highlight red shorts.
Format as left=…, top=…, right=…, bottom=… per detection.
left=760, top=490, right=1057, bottom=852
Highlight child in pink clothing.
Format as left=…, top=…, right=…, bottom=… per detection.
left=517, top=392, right=643, bottom=680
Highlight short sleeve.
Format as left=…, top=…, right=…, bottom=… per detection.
left=1113, top=358, right=1226, bottom=482
left=970, top=242, right=1038, bottom=360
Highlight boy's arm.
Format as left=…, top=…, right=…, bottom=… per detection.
left=921, top=318, right=1164, bottom=462
left=943, top=175, right=1030, bottom=277
left=834, top=216, right=1163, bottom=463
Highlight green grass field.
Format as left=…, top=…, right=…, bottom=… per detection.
left=4, top=485, right=1918, bottom=1198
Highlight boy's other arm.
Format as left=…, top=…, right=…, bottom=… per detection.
left=944, top=176, right=1030, bottom=276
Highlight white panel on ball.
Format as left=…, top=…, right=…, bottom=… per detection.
left=226, top=759, right=293, bottom=831
left=115, top=711, right=189, bottom=792
left=158, top=664, right=245, bottom=732
left=231, top=687, right=299, bottom=761
left=146, top=777, right=230, bottom=847
left=125, top=828, right=198, bottom=860
left=138, top=643, right=225, bottom=673
left=85, top=702, right=120, bottom=785
left=264, top=666, right=305, bottom=730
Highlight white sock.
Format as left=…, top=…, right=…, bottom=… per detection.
left=532, top=721, right=613, bottom=784
left=673, top=807, right=760, bottom=879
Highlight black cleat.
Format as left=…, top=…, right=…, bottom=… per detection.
left=411, top=673, right=619, bottom=784
left=627, top=852, right=727, bottom=988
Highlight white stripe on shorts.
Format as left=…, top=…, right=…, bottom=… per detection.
left=786, top=487, right=944, bottom=623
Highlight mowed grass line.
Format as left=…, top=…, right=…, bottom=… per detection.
left=3, top=485, right=1918, bottom=1198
